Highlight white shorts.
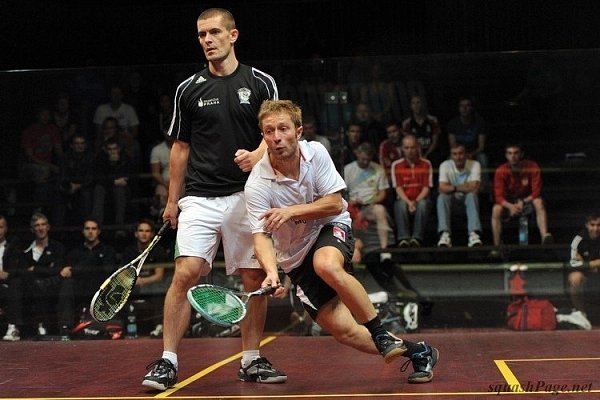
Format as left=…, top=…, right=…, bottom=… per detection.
left=175, top=193, right=260, bottom=275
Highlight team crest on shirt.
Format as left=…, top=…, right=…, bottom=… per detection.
left=237, top=87, right=251, bottom=104
left=332, top=226, right=346, bottom=242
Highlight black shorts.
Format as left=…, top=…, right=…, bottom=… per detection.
left=287, top=222, right=355, bottom=321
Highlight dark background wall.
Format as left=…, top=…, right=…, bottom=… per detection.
left=2, top=0, right=600, bottom=70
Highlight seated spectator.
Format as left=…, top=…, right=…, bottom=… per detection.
left=352, top=102, right=386, bottom=153
left=402, top=95, right=441, bottom=166
left=330, top=122, right=365, bottom=169
left=121, top=219, right=169, bottom=337
left=447, top=96, right=489, bottom=191
left=94, top=116, right=142, bottom=173
left=300, top=116, right=331, bottom=153
left=565, top=213, right=600, bottom=330
left=491, top=143, right=553, bottom=247
left=344, top=142, right=393, bottom=251
left=54, top=134, right=94, bottom=227
left=93, top=85, right=140, bottom=141
left=66, top=218, right=116, bottom=318
left=379, top=121, right=403, bottom=180
left=436, top=144, right=483, bottom=248
left=391, top=135, right=432, bottom=247
left=91, top=138, right=133, bottom=236
left=1, top=215, right=24, bottom=341
left=19, top=212, right=73, bottom=337
left=52, top=92, right=79, bottom=152
left=149, top=132, right=173, bottom=219
left=20, top=106, right=63, bottom=211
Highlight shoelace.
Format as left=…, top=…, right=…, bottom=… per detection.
left=145, top=359, right=175, bottom=375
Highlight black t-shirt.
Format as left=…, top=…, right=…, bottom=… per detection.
left=169, top=63, right=278, bottom=196
left=571, top=228, right=600, bottom=261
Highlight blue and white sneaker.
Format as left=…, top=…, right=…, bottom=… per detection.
left=401, top=342, right=439, bottom=383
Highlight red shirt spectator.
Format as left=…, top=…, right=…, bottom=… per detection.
left=494, top=159, right=542, bottom=205
left=390, top=157, right=433, bottom=200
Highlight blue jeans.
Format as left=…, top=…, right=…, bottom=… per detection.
left=436, top=192, right=482, bottom=234
left=394, top=198, right=430, bottom=241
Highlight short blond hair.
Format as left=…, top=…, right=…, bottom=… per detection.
left=258, top=100, right=303, bottom=130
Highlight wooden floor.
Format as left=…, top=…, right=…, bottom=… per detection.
left=1, top=329, right=599, bottom=399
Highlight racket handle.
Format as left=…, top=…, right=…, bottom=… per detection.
left=258, top=285, right=278, bottom=296
left=157, top=221, right=171, bottom=236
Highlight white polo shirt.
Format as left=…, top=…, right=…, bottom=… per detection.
left=245, top=140, right=351, bottom=273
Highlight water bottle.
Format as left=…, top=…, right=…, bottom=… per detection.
left=518, top=215, right=529, bottom=245
left=126, top=304, right=138, bottom=339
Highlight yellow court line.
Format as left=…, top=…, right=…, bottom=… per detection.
left=494, top=360, right=523, bottom=393
left=155, top=336, right=278, bottom=398
left=500, top=357, right=600, bottom=362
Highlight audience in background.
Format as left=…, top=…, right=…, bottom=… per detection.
left=55, top=134, right=94, bottom=227
left=66, top=218, right=116, bottom=321
left=565, top=213, right=600, bottom=330
left=491, top=143, right=553, bottom=248
left=91, top=138, right=133, bottom=236
left=402, top=95, right=442, bottom=166
left=93, top=85, right=140, bottom=141
left=300, top=115, right=332, bottom=153
left=149, top=132, right=173, bottom=220
left=19, top=106, right=63, bottom=212
left=1, top=215, right=24, bottom=341
left=436, top=144, right=483, bottom=248
left=378, top=121, right=403, bottom=180
left=447, top=97, right=489, bottom=191
left=19, top=212, right=73, bottom=337
left=391, top=135, right=432, bottom=247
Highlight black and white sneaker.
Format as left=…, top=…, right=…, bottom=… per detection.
left=374, top=331, right=407, bottom=363
left=401, top=341, right=439, bottom=383
left=238, top=357, right=287, bottom=383
left=142, top=358, right=177, bottom=391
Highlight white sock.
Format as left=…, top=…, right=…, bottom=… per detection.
left=241, top=350, right=260, bottom=368
left=162, top=351, right=178, bottom=369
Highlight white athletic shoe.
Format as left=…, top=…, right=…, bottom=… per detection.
left=557, top=310, right=592, bottom=330
left=2, top=324, right=20, bottom=341
left=37, top=322, right=47, bottom=336
left=468, top=231, right=483, bottom=247
left=437, top=232, right=452, bottom=247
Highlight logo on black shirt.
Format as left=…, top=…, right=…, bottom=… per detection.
left=237, top=88, right=251, bottom=104
left=197, top=98, right=220, bottom=108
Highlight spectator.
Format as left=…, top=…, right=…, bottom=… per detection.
left=20, top=212, right=73, bottom=337
left=52, top=92, right=79, bottom=152
left=447, top=97, right=489, bottom=191
left=157, top=93, right=174, bottom=136
left=565, top=212, right=600, bottom=330
left=379, top=121, right=403, bottom=180
left=149, top=132, right=173, bottom=219
left=491, top=143, right=553, bottom=247
left=91, top=138, right=133, bottom=236
left=66, top=218, right=116, bottom=319
left=20, top=106, right=63, bottom=210
left=1, top=215, right=24, bottom=341
left=344, top=142, right=393, bottom=251
left=352, top=102, right=386, bottom=153
left=359, top=63, right=397, bottom=123
left=402, top=95, right=442, bottom=166
left=121, top=218, right=169, bottom=337
left=300, top=116, right=331, bottom=153
left=93, top=85, right=140, bottom=141
left=436, top=144, right=483, bottom=248
left=54, top=134, right=94, bottom=227
left=331, top=122, right=365, bottom=169
left=94, top=117, right=142, bottom=172
left=391, top=135, right=432, bottom=247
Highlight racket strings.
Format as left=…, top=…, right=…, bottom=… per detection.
left=189, top=287, right=245, bottom=325
left=91, top=268, right=137, bottom=321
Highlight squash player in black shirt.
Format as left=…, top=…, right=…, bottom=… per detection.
left=142, top=8, right=285, bottom=390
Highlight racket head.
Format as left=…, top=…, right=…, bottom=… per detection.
left=187, top=284, right=247, bottom=327
left=90, top=265, right=137, bottom=322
